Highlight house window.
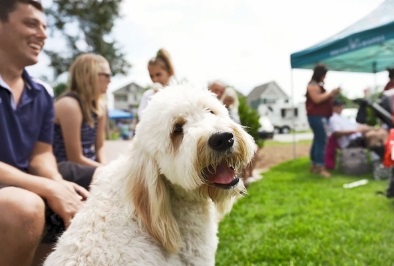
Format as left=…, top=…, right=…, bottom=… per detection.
left=250, top=100, right=260, bottom=109
left=115, top=95, right=127, bottom=102
left=281, top=108, right=298, bottom=118
left=262, top=99, right=276, bottom=104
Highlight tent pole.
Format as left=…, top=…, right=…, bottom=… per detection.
left=290, top=68, right=296, bottom=159
left=373, top=62, right=377, bottom=93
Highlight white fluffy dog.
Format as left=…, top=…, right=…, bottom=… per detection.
left=44, top=84, right=257, bottom=266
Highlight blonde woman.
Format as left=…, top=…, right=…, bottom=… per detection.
left=53, top=53, right=110, bottom=167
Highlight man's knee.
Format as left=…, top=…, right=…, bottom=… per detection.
left=0, top=187, right=46, bottom=239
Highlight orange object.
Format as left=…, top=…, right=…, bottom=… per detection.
left=383, top=128, right=394, bottom=167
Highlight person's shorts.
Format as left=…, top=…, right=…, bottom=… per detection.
left=43, top=161, right=96, bottom=243
left=57, top=161, right=95, bottom=190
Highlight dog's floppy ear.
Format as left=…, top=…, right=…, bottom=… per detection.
left=126, top=152, right=181, bottom=253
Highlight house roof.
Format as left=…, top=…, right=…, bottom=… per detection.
left=247, top=81, right=288, bottom=102
left=113, top=82, right=144, bottom=95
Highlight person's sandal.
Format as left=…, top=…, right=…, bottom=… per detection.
left=310, top=164, right=317, bottom=173
left=316, top=166, right=331, bottom=178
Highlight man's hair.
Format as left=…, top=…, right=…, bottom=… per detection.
left=332, top=98, right=344, bottom=107
left=0, top=0, right=43, bottom=22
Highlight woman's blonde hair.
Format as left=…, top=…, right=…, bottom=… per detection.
left=148, top=48, right=175, bottom=77
left=65, top=53, right=108, bottom=127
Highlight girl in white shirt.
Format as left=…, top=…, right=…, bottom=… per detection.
left=138, top=48, right=176, bottom=120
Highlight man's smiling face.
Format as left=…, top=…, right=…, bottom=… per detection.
left=0, top=2, right=47, bottom=67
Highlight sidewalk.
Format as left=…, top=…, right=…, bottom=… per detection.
left=104, top=140, right=131, bottom=162
left=272, top=132, right=312, bottom=142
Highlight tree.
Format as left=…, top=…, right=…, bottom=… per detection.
left=45, top=0, right=130, bottom=79
left=53, top=82, right=67, bottom=98
left=238, top=96, right=263, bottom=147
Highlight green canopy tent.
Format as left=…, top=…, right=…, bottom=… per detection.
left=290, top=0, right=394, bottom=73
left=288, top=0, right=394, bottom=158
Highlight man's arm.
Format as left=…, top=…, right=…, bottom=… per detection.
left=0, top=141, right=89, bottom=227
left=29, top=141, right=89, bottom=199
left=0, top=161, right=54, bottom=194
left=333, top=129, right=359, bottom=137
left=29, top=141, right=62, bottom=181
left=0, top=160, right=85, bottom=225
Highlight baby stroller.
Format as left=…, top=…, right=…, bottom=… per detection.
left=355, top=91, right=394, bottom=198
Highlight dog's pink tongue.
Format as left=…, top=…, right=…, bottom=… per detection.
left=206, top=162, right=235, bottom=184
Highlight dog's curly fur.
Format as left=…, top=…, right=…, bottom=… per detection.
left=44, top=84, right=257, bottom=266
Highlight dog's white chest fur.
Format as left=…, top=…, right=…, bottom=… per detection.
left=45, top=170, right=218, bottom=265
left=44, top=84, right=257, bottom=266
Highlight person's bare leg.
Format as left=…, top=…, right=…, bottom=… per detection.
left=32, top=244, right=54, bottom=266
left=0, top=187, right=46, bottom=266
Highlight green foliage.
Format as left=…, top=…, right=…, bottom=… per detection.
left=238, top=96, right=263, bottom=147
left=45, top=0, right=130, bottom=78
left=365, top=105, right=378, bottom=126
left=336, top=93, right=355, bottom=108
left=216, top=155, right=394, bottom=265
left=53, top=82, right=67, bottom=98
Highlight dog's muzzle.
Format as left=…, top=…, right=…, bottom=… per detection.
left=203, top=161, right=240, bottom=189
left=204, top=132, right=239, bottom=189
left=208, top=132, right=234, bottom=152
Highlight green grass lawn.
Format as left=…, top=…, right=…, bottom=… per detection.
left=216, top=157, right=394, bottom=266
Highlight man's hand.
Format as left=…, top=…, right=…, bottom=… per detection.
left=44, top=180, right=89, bottom=227
left=61, top=180, right=89, bottom=200
left=358, top=124, right=372, bottom=134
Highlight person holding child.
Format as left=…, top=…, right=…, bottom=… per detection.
left=209, top=81, right=262, bottom=185
left=208, top=80, right=240, bottom=122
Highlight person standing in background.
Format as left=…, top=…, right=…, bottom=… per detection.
left=306, top=64, right=340, bottom=177
left=209, top=81, right=241, bottom=124
left=208, top=80, right=226, bottom=100
left=218, top=86, right=241, bottom=124
left=53, top=53, right=110, bottom=167
left=138, top=48, right=176, bottom=120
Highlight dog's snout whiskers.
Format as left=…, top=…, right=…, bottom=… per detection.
left=208, top=132, right=234, bottom=152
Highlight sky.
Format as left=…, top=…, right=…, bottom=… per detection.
left=28, top=0, right=388, bottom=107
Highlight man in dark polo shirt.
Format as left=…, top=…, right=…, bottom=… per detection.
left=0, top=1, right=93, bottom=265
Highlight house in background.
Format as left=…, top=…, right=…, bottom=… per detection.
left=247, top=81, right=289, bottom=109
left=247, top=81, right=308, bottom=133
left=112, top=82, right=145, bottom=117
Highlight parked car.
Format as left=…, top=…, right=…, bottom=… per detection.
left=258, top=116, right=275, bottom=139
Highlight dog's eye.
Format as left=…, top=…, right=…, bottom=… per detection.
left=207, top=109, right=215, bottom=114
left=173, top=123, right=183, bottom=134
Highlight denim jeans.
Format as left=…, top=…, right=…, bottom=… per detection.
left=307, top=115, right=328, bottom=166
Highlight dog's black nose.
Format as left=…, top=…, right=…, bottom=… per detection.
left=208, top=132, right=234, bottom=152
